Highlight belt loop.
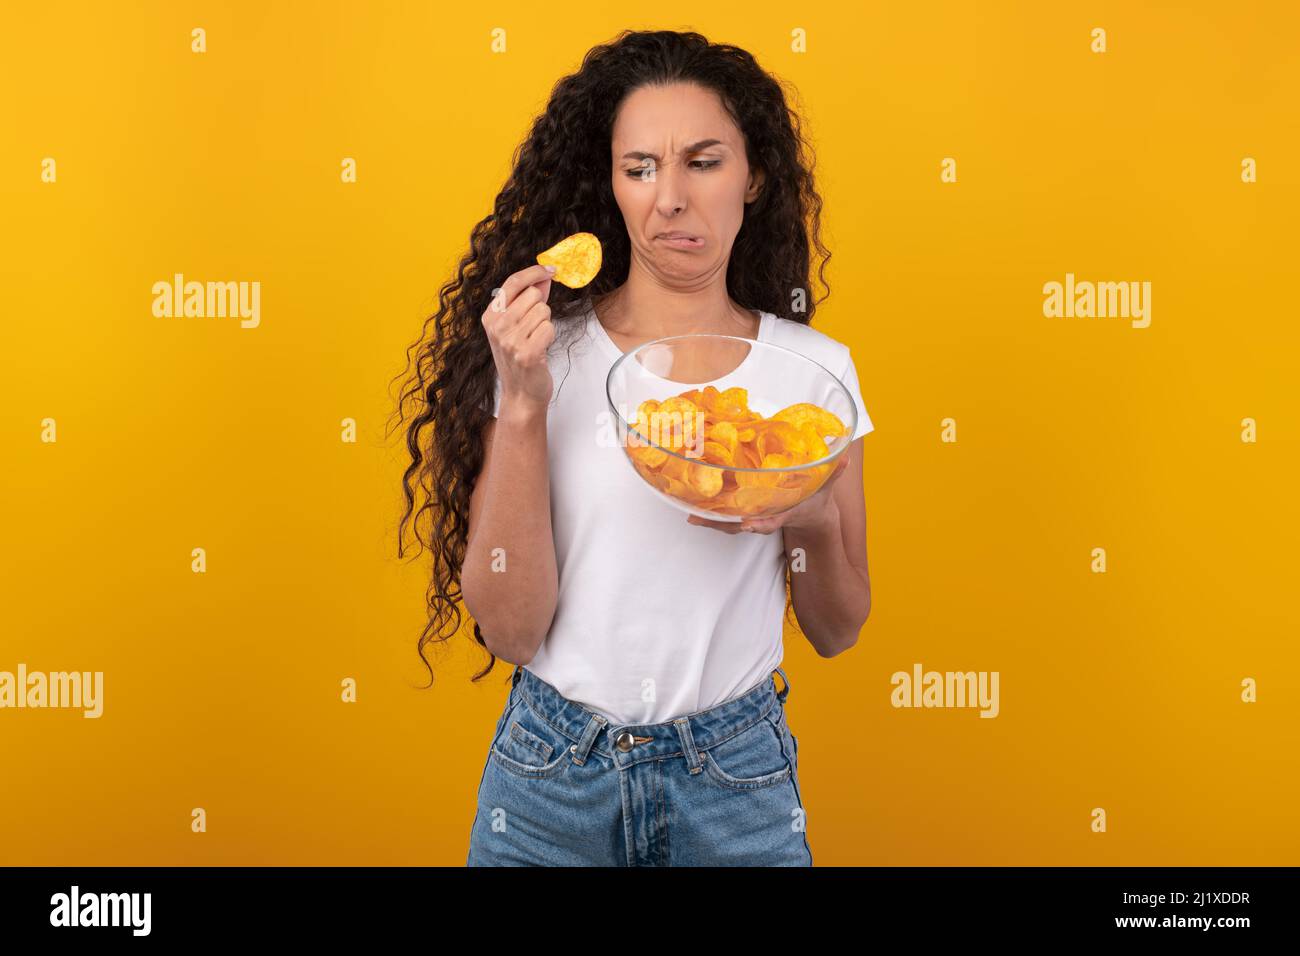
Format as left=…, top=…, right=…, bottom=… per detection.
left=673, top=717, right=704, bottom=774
left=570, top=711, right=607, bottom=765
left=775, top=666, right=791, bottom=704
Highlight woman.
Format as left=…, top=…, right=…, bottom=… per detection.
left=389, top=29, right=874, bottom=866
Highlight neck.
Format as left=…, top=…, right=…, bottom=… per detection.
left=596, top=260, right=756, bottom=339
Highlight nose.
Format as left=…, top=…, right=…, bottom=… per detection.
left=653, top=159, right=687, bottom=218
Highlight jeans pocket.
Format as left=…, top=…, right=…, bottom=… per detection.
left=490, top=701, right=575, bottom=778
left=699, top=714, right=793, bottom=791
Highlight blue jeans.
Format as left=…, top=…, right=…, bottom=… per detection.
left=467, top=663, right=812, bottom=866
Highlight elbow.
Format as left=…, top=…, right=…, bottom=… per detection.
left=818, top=595, right=870, bottom=659
left=491, top=629, right=553, bottom=667
left=817, top=631, right=860, bottom=658
left=464, top=582, right=555, bottom=666
left=469, top=610, right=546, bottom=665
left=492, top=644, right=536, bottom=668
left=472, top=619, right=542, bottom=667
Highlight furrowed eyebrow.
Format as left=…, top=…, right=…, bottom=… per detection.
left=621, top=139, right=724, bottom=162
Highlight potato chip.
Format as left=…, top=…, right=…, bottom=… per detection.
left=687, top=462, right=724, bottom=498
left=629, top=444, right=668, bottom=468
left=701, top=441, right=734, bottom=466
left=756, top=421, right=805, bottom=458
left=734, top=441, right=763, bottom=470
left=536, top=232, right=603, bottom=288
left=736, top=486, right=803, bottom=512
left=697, top=487, right=749, bottom=515
left=771, top=402, right=847, bottom=440
left=658, top=454, right=691, bottom=483
left=655, top=396, right=699, bottom=417
left=650, top=397, right=706, bottom=450
left=706, top=420, right=739, bottom=455
left=797, top=421, right=830, bottom=461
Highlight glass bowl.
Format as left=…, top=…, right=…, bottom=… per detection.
left=606, top=332, right=857, bottom=522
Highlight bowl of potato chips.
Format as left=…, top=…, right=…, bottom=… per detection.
left=607, top=333, right=858, bottom=521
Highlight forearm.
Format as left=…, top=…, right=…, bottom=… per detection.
left=782, top=499, right=871, bottom=656
left=461, top=406, right=558, bottom=664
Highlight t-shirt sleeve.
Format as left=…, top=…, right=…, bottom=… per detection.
left=838, top=348, right=875, bottom=441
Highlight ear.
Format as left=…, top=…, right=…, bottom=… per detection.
left=745, top=167, right=766, bottom=203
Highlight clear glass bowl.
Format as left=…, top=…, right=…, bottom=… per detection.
left=606, top=332, right=857, bottom=522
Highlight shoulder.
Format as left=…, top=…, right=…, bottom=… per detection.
left=762, top=313, right=852, bottom=371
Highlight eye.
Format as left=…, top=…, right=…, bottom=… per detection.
left=622, top=159, right=721, bottom=179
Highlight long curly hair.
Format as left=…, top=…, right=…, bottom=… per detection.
left=386, top=29, right=831, bottom=690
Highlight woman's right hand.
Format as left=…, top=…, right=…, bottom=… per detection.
left=482, top=263, right=557, bottom=417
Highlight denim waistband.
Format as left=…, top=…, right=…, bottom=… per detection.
left=508, top=663, right=792, bottom=771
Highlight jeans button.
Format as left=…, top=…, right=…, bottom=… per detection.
left=615, top=732, right=634, bottom=752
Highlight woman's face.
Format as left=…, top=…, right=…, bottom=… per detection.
left=610, top=82, right=764, bottom=285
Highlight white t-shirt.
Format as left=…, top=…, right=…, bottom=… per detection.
left=485, top=299, right=874, bottom=725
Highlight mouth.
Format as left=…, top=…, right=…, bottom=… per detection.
left=655, top=233, right=703, bottom=248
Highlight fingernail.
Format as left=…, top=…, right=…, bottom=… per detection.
left=544, top=265, right=557, bottom=274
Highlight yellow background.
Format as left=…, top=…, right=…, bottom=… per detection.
left=2, top=1, right=1296, bottom=865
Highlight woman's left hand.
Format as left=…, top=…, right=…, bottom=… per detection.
left=686, top=456, right=850, bottom=535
